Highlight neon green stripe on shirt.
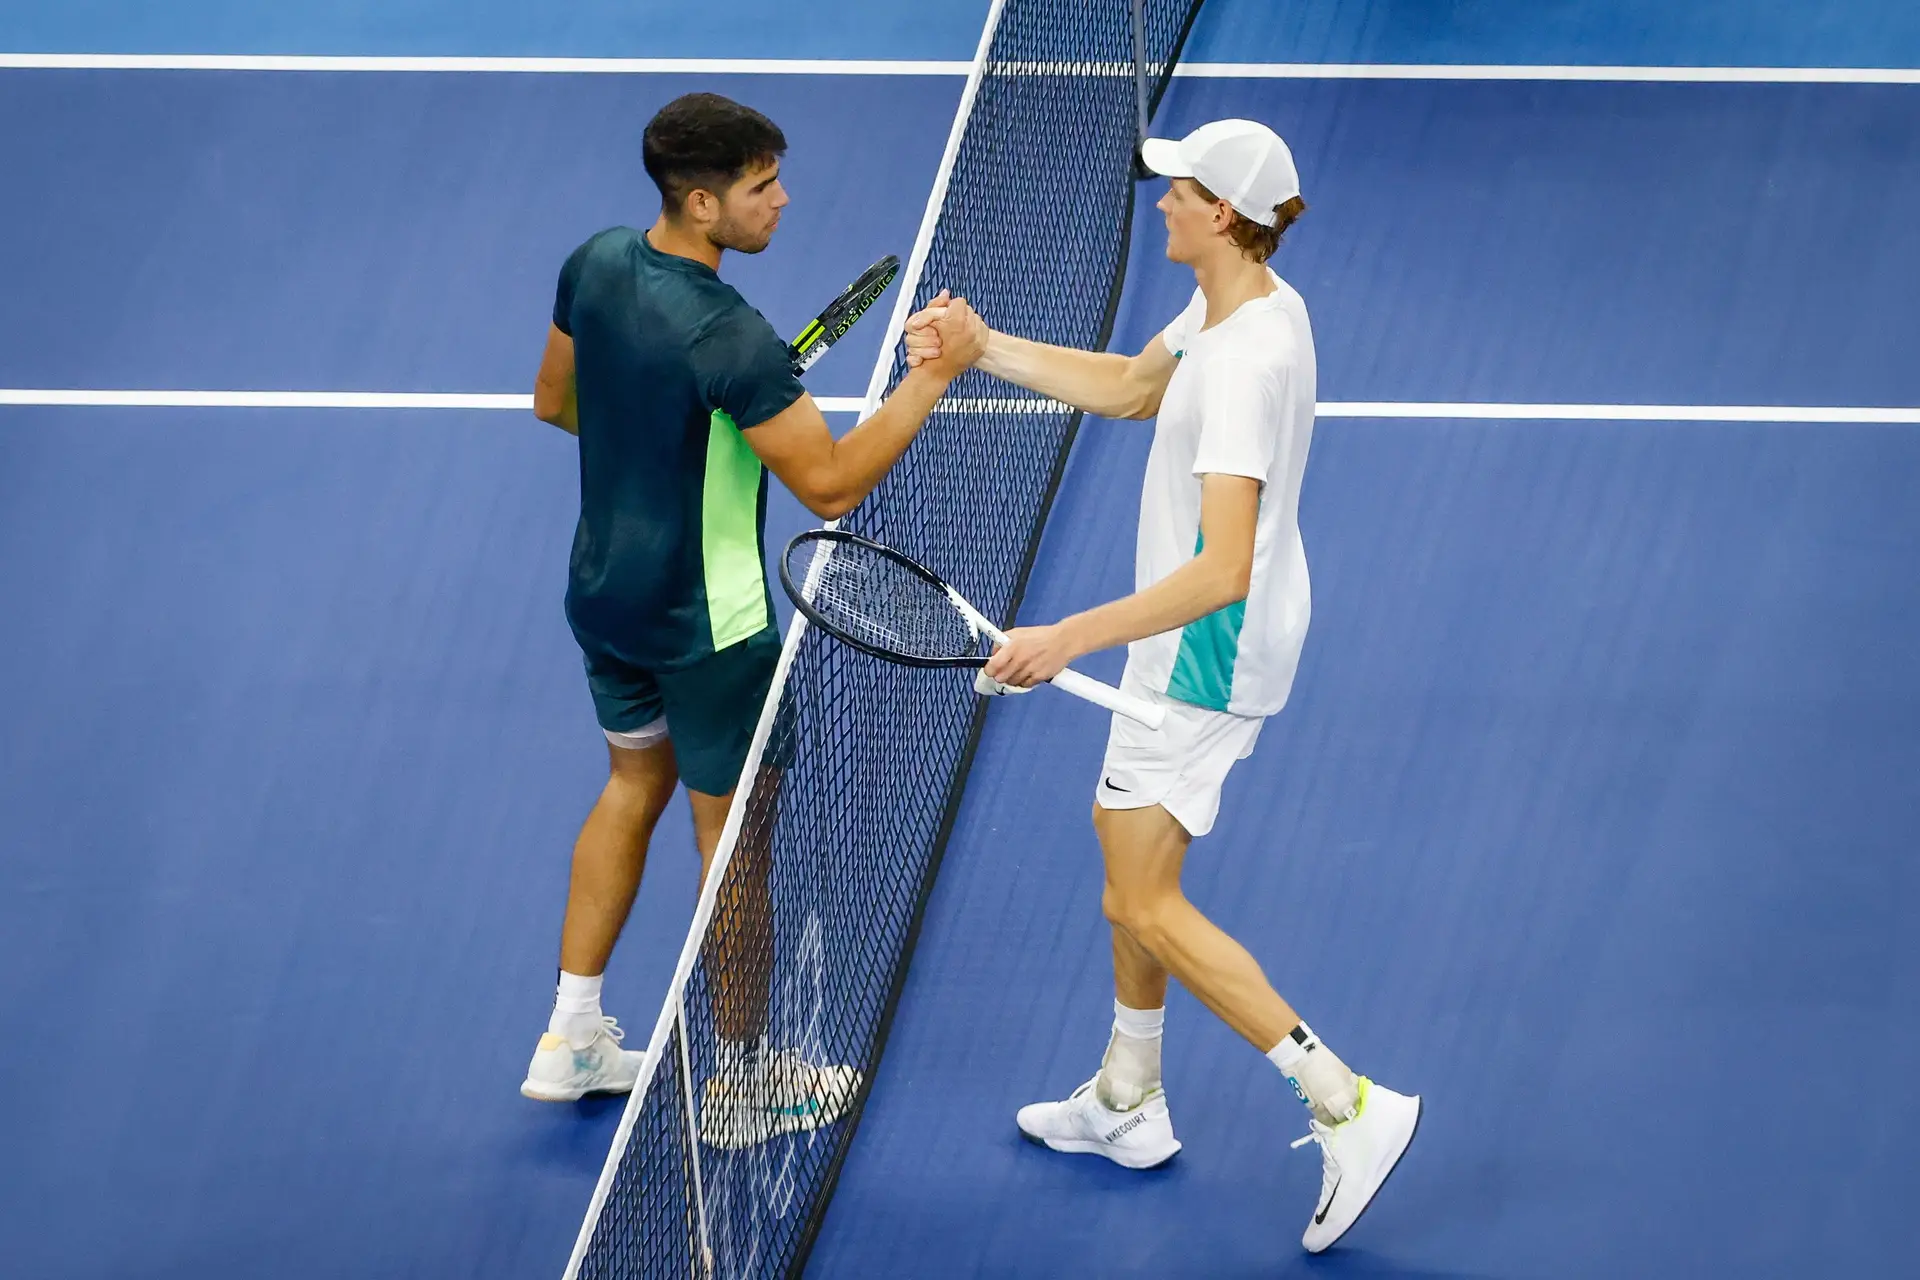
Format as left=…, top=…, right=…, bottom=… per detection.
left=702, top=410, right=770, bottom=650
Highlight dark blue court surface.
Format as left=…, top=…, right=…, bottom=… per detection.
left=3, top=2, right=1918, bottom=1278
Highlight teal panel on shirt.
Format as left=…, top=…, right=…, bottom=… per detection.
left=1167, top=531, right=1246, bottom=712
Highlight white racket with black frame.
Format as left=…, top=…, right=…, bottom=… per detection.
left=780, top=529, right=1166, bottom=730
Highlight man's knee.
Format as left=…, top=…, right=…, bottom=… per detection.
left=1102, top=883, right=1176, bottom=952
left=600, top=750, right=674, bottom=822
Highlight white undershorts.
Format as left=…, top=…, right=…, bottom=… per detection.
left=1094, top=661, right=1264, bottom=837
left=603, top=716, right=669, bottom=751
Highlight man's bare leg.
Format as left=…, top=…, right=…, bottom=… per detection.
left=1095, top=801, right=1365, bottom=1128
left=1101, top=896, right=1172, bottom=1111
left=684, top=768, right=859, bottom=1148
left=1096, top=803, right=1299, bottom=1048
left=524, top=739, right=679, bottom=1101
left=1094, top=802, right=1421, bottom=1250
left=686, top=768, right=777, bottom=1046
left=1111, top=919, right=1169, bottom=1013
left=557, top=739, right=681, bottom=977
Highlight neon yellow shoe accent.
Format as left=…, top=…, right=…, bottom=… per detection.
left=1339, top=1076, right=1372, bottom=1125
left=538, top=1032, right=568, bottom=1052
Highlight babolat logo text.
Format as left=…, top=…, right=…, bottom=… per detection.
left=1106, top=1112, right=1149, bottom=1143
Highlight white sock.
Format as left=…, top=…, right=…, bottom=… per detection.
left=1266, top=1022, right=1360, bottom=1126
left=1096, top=1000, right=1164, bottom=1112
left=549, top=971, right=605, bottom=1049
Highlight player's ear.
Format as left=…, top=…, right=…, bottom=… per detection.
left=683, top=186, right=718, bottom=226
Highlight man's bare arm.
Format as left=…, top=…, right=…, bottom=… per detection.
left=975, top=327, right=1179, bottom=420
left=905, top=305, right=1178, bottom=420
left=740, top=370, right=952, bottom=520
left=1062, top=473, right=1258, bottom=652
left=982, top=473, right=1260, bottom=688
left=742, top=299, right=984, bottom=520
left=533, top=325, right=578, bottom=435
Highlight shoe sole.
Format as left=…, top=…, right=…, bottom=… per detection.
left=520, top=1077, right=640, bottom=1103
left=701, top=1096, right=858, bottom=1150
left=700, top=1108, right=845, bottom=1150
left=1017, top=1126, right=1182, bottom=1170
left=700, top=1075, right=863, bottom=1150
left=1305, top=1095, right=1422, bottom=1254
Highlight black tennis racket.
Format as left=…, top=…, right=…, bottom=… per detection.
left=786, top=254, right=900, bottom=375
left=779, top=529, right=1165, bottom=728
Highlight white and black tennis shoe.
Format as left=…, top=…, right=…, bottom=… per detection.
left=1293, top=1077, right=1421, bottom=1253
left=1015, top=1077, right=1182, bottom=1170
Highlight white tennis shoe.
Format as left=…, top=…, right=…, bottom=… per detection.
left=1015, top=1077, right=1182, bottom=1169
left=520, top=1017, right=644, bottom=1102
left=699, top=1049, right=862, bottom=1150
left=1294, top=1077, right=1422, bottom=1253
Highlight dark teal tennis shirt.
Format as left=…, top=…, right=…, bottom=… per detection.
left=553, top=227, right=805, bottom=670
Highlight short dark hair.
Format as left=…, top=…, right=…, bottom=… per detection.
left=642, top=93, right=787, bottom=213
left=1191, top=181, right=1308, bottom=263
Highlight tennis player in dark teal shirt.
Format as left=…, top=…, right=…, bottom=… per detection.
left=554, top=223, right=802, bottom=796
left=520, top=93, right=982, bottom=1138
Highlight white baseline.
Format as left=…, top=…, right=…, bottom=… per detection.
left=2, top=54, right=1917, bottom=84
left=3, top=389, right=1917, bottom=424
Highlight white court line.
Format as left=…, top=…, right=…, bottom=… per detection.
left=1317, top=403, right=1920, bottom=424
left=0, top=388, right=533, bottom=410
left=2, top=54, right=1917, bottom=83
left=4, top=389, right=1917, bottom=423
left=1174, top=63, right=1920, bottom=83
left=0, top=54, right=971, bottom=74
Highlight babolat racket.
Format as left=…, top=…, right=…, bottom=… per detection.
left=787, top=254, right=901, bottom=375
left=780, top=529, right=1166, bottom=729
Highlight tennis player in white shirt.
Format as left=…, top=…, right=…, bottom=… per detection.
left=905, top=119, right=1419, bottom=1253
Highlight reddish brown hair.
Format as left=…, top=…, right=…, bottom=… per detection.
left=1189, top=180, right=1307, bottom=263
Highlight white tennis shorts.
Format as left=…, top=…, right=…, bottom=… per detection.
left=1094, top=662, right=1265, bottom=838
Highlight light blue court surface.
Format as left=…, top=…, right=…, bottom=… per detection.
left=2, top=2, right=1918, bottom=1278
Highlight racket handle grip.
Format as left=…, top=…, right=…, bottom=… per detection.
left=1050, top=667, right=1166, bottom=730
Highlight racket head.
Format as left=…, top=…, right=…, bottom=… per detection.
left=787, top=254, right=901, bottom=375
left=779, top=529, right=988, bottom=668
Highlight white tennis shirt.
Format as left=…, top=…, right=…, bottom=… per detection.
left=1125, top=272, right=1316, bottom=718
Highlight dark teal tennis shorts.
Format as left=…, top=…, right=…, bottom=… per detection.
left=584, top=628, right=789, bottom=796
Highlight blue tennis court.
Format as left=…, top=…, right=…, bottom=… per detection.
left=3, top=3, right=1918, bottom=1277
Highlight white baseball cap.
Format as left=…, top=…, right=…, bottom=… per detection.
left=1140, top=119, right=1301, bottom=227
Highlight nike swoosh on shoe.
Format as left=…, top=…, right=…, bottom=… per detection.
left=1314, top=1179, right=1341, bottom=1225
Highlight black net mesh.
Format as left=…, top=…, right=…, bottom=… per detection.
left=572, top=4, right=1206, bottom=1276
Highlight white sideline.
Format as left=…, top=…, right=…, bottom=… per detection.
left=2, top=54, right=1917, bottom=83
left=4, top=389, right=1916, bottom=424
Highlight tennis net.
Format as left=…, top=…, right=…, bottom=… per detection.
left=565, top=3, right=1206, bottom=1276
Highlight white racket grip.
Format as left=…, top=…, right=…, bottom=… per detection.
left=1048, top=666, right=1165, bottom=730
left=953, top=592, right=1164, bottom=730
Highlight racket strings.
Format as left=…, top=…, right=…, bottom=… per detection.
left=791, top=541, right=980, bottom=663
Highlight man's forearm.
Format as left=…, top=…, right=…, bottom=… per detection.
left=1062, top=553, right=1247, bottom=656
left=978, top=330, right=1145, bottom=419
left=817, top=367, right=952, bottom=515
left=536, top=377, right=579, bottom=435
